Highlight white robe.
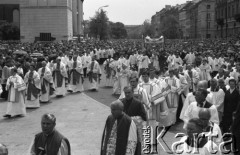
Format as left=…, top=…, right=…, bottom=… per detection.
left=103, top=58, right=114, bottom=87
left=183, top=101, right=219, bottom=128
left=87, top=60, right=101, bottom=90
left=53, top=63, right=68, bottom=96
left=24, top=71, right=41, bottom=108
left=118, top=68, right=131, bottom=99
left=6, top=74, right=26, bottom=116
left=38, top=67, right=53, bottom=102
left=68, top=61, right=84, bottom=92
left=165, top=76, right=181, bottom=125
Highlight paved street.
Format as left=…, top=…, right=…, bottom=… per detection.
left=0, top=65, right=185, bottom=155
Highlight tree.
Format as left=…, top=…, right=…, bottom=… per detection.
left=89, top=10, right=109, bottom=40
left=109, top=22, right=127, bottom=39
left=142, top=20, right=154, bottom=37
left=0, top=22, right=20, bottom=40
left=159, top=15, right=180, bottom=39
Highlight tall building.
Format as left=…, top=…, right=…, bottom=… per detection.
left=0, top=0, right=84, bottom=42
left=188, top=0, right=216, bottom=39
left=179, top=1, right=193, bottom=39
left=215, top=0, right=240, bottom=38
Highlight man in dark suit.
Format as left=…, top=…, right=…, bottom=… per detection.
left=222, top=78, right=240, bottom=134
left=120, top=86, right=147, bottom=122
left=120, top=86, right=147, bottom=155
left=231, top=103, right=240, bottom=155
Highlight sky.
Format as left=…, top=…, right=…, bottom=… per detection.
left=83, top=0, right=188, bottom=25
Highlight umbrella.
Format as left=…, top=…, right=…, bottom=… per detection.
left=13, top=50, right=28, bottom=55
left=30, top=53, right=43, bottom=57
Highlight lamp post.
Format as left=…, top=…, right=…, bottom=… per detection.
left=97, top=5, right=109, bottom=40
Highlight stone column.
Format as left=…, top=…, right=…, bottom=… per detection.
left=72, top=0, right=78, bottom=36
left=78, top=0, right=83, bottom=35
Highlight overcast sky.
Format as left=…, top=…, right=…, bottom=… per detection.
left=83, top=0, right=188, bottom=25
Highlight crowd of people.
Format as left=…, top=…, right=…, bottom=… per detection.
left=1, top=36, right=240, bottom=154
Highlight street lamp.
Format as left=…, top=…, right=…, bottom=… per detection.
left=98, top=5, right=109, bottom=12
left=97, top=5, right=109, bottom=40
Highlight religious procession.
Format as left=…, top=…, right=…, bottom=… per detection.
left=0, top=34, right=240, bottom=155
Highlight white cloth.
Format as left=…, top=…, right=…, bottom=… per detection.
left=87, top=60, right=102, bottom=90
left=183, top=101, right=219, bottom=128
left=53, top=62, right=68, bottom=96
left=38, top=67, right=53, bottom=102
left=6, top=74, right=26, bottom=116
left=207, top=88, right=225, bottom=112
left=68, top=61, right=84, bottom=92
left=24, top=71, right=41, bottom=108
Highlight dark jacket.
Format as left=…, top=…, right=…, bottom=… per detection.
left=34, top=129, right=71, bottom=155
left=121, top=97, right=147, bottom=121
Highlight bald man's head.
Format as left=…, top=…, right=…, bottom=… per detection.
left=197, top=80, right=208, bottom=90
left=199, top=108, right=211, bottom=127
left=199, top=108, right=211, bottom=120
left=111, top=100, right=124, bottom=119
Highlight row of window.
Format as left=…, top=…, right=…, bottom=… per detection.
left=216, top=4, right=239, bottom=19
left=29, top=0, right=72, bottom=9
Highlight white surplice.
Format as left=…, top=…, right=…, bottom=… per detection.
left=6, top=74, right=26, bottom=116
left=68, top=60, right=84, bottom=92
left=53, top=62, right=68, bottom=96
left=87, top=60, right=102, bottom=90
left=38, top=66, right=53, bottom=102
left=24, top=71, right=41, bottom=108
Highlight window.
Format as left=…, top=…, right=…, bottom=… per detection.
left=206, top=34, right=211, bottom=38
left=40, top=33, right=52, bottom=41
left=29, top=0, right=37, bottom=6
left=228, top=6, right=231, bottom=17
left=207, top=13, right=211, bottom=20
left=207, top=5, right=211, bottom=9
left=207, top=22, right=211, bottom=28
left=232, top=5, right=234, bottom=17
left=38, top=0, right=47, bottom=6
left=48, top=0, right=56, bottom=6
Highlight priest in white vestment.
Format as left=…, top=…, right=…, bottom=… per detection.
left=103, top=56, right=114, bottom=87
left=24, top=64, right=41, bottom=108
left=68, top=56, right=84, bottom=93
left=3, top=68, right=26, bottom=118
left=38, top=61, right=54, bottom=103
left=52, top=57, right=68, bottom=97
left=87, top=55, right=102, bottom=91
left=165, top=67, right=181, bottom=125
left=207, top=79, right=225, bottom=122
left=183, top=89, right=219, bottom=129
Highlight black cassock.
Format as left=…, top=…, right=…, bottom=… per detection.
left=222, top=89, right=240, bottom=134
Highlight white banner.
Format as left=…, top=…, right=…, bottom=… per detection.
left=144, top=36, right=164, bottom=44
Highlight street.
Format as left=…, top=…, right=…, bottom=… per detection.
left=0, top=65, right=184, bottom=155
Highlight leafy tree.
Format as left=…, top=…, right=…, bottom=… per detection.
left=159, top=15, right=180, bottom=39
left=0, top=22, right=20, bottom=40
left=142, top=20, right=154, bottom=37
left=89, top=10, right=109, bottom=40
left=109, top=22, right=127, bottom=39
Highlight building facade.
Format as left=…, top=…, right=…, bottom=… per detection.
left=0, top=0, right=84, bottom=42
left=215, top=0, right=240, bottom=38
left=188, top=0, right=216, bottom=39
left=179, top=1, right=193, bottom=39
